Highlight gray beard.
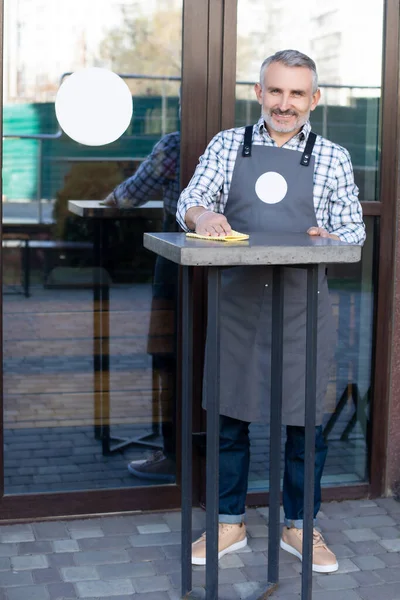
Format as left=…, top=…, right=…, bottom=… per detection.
left=262, top=110, right=310, bottom=134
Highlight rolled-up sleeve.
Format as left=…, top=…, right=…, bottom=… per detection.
left=328, top=148, right=366, bottom=245
left=176, top=132, right=226, bottom=231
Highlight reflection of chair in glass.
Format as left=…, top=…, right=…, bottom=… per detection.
left=323, top=276, right=372, bottom=447
left=2, top=233, right=30, bottom=297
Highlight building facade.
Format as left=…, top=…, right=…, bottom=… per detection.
left=0, top=0, right=399, bottom=520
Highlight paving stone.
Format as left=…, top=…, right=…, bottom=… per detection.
left=375, top=498, right=400, bottom=513
left=234, top=582, right=265, bottom=599
left=61, top=566, right=99, bottom=582
left=46, top=581, right=77, bottom=599
left=52, top=540, right=80, bottom=553
left=0, top=570, right=33, bottom=587
left=379, top=552, right=400, bottom=567
left=217, top=567, right=248, bottom=584
left=69, top=528, right=104, bottom=540
left=19, top=541, right=53, bottom=554
left=238, top=551, right=268, bottom=566
left=33, top=522, right=68, bottom=540
left=76, top=579, right=135, bottom=597
left=99, top=516, right=139, bottom=536
left=32, top=568, right=62, bottom=584
left=219, top=553, right=245, bottom=568
left=129, top=532, right=181, bottom=547
left=78, top=535, right=131, bottom=551
left=97, top=561, right=155, bottom=579
left=347, top=541, right=386, bottom=555
left=66, top=519, right=104, bottom=531
left=379, top=538, right=400, bottom=552
left=134, top=594, right=171, bottom=600
left=357, top=583, right=400, bottom=599
left=345, top=516, right=397, bottom=529
left=0, top=530, right=35, bottom=543
left=152, top=558, right=181, bottom=575
left=11, top=554, right=48, bottom=570
left=350, top=570, right=382, bottom=586
left=246, top=524, right=269, bottom=538
left=215, top=584, right=241, bottom=599
left=73, top=549, right=130, bottom=566
left=137, top=523, right=171, bottom=534
left=328, top=544, right=355, bottom=558
left=47, top=552, right=75, bottom=568
left=323, top=531, right=352, bottom=545
left=6, top=585, right=50, bottom=600
left=315, top=573, right=359, bottom=590
left=0, top=558, right=10, bottom=571
left=372, top=526, right=400, bottom=539
left=127, top=546, right=165, bottom=562
left=351, top=555, right=386, bottom=570
left=132, top=575, right=171, bottom=593
left=0, top=543, right=18, bottom=557
left=374, top=567, right=400, bottom=582
left=319, top=519, right=353, bottom=532
left=343, top=529, right=380, bottom=543
left=162, top=545, right=181, bottom=559
left=247, top=537, right=268, bottom=551
left=312, top=591, right=363, bottom=600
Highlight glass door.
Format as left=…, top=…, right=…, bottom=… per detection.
left=0, top=0, right=209, bottom=519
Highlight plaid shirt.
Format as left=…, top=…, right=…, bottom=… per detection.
left=112, top=131, right=180, bottom=217
left=177, top=118, right=366, bottom=244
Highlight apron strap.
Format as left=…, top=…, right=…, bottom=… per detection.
left=300, top=131, right=317, bottom=166
left=242, top=125, right=253, bottom=157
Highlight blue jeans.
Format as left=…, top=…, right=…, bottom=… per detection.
left=218, top=415, right=328, bottom=528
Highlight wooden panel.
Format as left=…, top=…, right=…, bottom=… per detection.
left=361, top=201, right=381, bottom=216
left=370, top=0, right=400, bottom=497
left=180, top=0, right=209, bottom=188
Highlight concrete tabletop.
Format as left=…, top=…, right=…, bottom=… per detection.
left=143, top=232, right=362, bottom=266
left=68, top=200, right=163, bottom=219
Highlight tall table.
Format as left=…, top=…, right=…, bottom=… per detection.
left=68, top=200, right=164, bottom=455
left=143, top=231, right=361, bottom=600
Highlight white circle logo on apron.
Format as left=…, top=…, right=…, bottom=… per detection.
left=255, top=172, right=288, bottom=204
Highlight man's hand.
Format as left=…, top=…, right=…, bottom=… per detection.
left=185, top=207, right=232, bottom=237
left=307, top=227, right=340, bottom=241
left=100, top=193, right=117, bottom=207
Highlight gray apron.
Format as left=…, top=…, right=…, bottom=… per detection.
left=204, top=127, right=335, bottom=426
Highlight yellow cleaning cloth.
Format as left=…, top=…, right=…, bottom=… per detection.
left=186, top=230, right=249, bottom=242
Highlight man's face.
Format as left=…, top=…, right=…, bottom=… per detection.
left=254, top=62, right=321, bottom=135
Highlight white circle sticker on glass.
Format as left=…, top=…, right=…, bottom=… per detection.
left=55, top=68, right=133, bottom=146
left=255, top=171, right=288, bottom=204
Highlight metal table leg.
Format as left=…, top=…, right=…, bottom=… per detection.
left=302, top=264, right=319, bottom=600
left=181, top=265, right=194, bottom=598
left=205, top=266, right=221, bottom=600
left=263, top=266, right=284, bottom=598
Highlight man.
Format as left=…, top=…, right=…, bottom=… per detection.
left=176, top=49, right=365, bottom=573
left=104, top=130, right=180, bottom=482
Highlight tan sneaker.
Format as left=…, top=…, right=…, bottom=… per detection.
left=280, top=526, right=338, bottom=573
left=192, top=522, right=247, bottom=566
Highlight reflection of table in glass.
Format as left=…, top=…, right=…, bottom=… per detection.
left=144, top=232, right=361, bottom=600
left=68, top=200, right=164, bottom=455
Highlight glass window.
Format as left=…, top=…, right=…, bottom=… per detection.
left=3, top=0, right=182, bottom=494
left=235, top=0, right=382, bottom=490
left=236, top=0, right=384, bottom=201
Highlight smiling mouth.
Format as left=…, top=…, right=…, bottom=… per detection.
left=273, top=112, right=297, bottom=119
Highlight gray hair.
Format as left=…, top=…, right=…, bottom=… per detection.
left=259, top=50, right=318, bottom=93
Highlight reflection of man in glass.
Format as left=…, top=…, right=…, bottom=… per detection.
left=104, top=130, right=180, bottom=482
